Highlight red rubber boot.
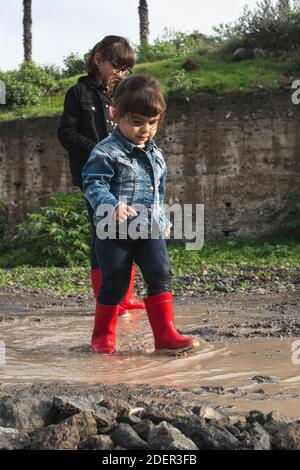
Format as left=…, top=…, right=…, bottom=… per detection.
left=120, top=264, right=145, bottom=310
left=90, top=268, right=129, bottom=317
left=144, top=291, right=200, bottom=353
left=91, top=303, right=119, bottom=354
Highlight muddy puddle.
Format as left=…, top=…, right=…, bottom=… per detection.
left=1, top=304, right=300, bottom=418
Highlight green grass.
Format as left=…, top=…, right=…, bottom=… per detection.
left=0, top=52, right=292, bottom=122
left=134, top=54, right=288, bottom=96
left=0, top=239, right=299, bottom=293
left=168, top=239, right=300, bottom=275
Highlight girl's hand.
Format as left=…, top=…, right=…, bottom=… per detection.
left=113, top=203, right=137, bottom=223
left=163, top=228, right=170, bottom=238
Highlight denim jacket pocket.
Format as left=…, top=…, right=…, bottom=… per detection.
left=115, top=155, right=138, bottom=180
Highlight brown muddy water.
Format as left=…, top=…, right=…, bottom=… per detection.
left=1, top=303, right=300, bottom=418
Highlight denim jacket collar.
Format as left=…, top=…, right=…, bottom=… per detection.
left=111, top=128, right=158, bottom=154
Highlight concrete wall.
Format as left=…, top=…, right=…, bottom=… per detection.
left=0, top=90, right=299, bottom=240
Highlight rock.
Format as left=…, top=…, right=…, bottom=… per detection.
left=196, top=422, right=241, bottom=450
left=271, top=423, right=300, bottom=450
left=265, top=410, right=294, bottom=426
left=133, top=419, right=155, bottom=441
left=249, top=422, right=271, bottom=450
left=221, top=414, right=247, bottom=429
left=93, top=406, right=117, bottom=428
left=97, top=398, right=132, bottom=416
left=119, top=407, right=145, bottom=425
left=30, top=417, right=80, bottom=450
left=111, top=423, right=148, bottom=450
left=227, top=426, right=241, bottom=438
left=0, top=393, right=55, bottom=433
left=182, top=59, right=201, bottom=71
left=141, top=404, right=191, bottom=424
left=246, top=410, right=266, bottom=425
left=237, top=430, right=252, bottom=447
left=232, top=48, right=254, bottom=61
left=53, top=396, right=91, bottom=417
left=53, top=395, right=117, bottom=428
left=169, top=415, right=205, bottom=447
left=253, top=48, right=269, bottom=59
left=264, top=411, right=297, bottom=442
left=96, top=424, right=115, bottom=434
left=71, top=412, right=97, bottom=440
left=79, top=435, right=114, bottom=450
left=169, top=415, right=239, bottom=449
left=148, top=421, right=198, bottom=450
left=198, top=406, right=223, bottom=421
left=251, top=375, right=279, bottom=384
left=0, top=426, right=31, bottom=450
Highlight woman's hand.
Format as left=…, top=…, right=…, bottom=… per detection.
left=113, top=203, right=137, bottom=223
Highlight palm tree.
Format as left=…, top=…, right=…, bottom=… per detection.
left=23, top=0, right=32, bottom=61
left=138, top=0, right=149, bottom=44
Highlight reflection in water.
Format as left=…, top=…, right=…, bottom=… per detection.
left=1, top=305, right=300, bottom=417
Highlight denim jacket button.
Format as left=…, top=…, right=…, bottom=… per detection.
left=147, top=208, right=152, bottom=213
left=148, top=186, right=154, bottom=192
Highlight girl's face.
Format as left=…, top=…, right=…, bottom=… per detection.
left=94, top=53, right=131, bottom=91
left=116, top=112, right=161, bottom=147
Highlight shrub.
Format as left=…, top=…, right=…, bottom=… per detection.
left=0, top=61, right=55, bottom=107
left=137, top=29, right=216, bottom=63
left=63, top=53, right=85, bottom=77
left=213, top=0, right=300, bottom=53
left=168, top=70, right=199, bottom=96
left=10, top=190, right=91, bottom=266
left=41, top=63, right=63, bottom=80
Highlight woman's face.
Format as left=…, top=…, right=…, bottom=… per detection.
left=94, top=53, right=129, bottom=91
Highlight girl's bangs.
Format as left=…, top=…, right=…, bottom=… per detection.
left=111, top=44, right=136, bottom=68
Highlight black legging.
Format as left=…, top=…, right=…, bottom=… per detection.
left=95, top=236, right=172, bottom=305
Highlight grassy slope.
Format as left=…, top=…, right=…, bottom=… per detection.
left=0, top=52, right=290, bottom=122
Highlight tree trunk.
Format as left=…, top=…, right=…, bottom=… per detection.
left=23, top=0, right=32, bottom=61
left=138, top=0, right=150, bottom=44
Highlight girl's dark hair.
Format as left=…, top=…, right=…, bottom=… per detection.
left=86, top=36, right=136, bottom=78
left=113, top=75, right=167, bottom=128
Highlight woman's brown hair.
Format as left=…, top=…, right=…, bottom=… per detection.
left=86, top=36, right=136, bottom=78
left=113, top=75, right=167, bottom=128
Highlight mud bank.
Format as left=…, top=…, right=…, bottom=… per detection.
left=1, top=383, right=300, bottom=450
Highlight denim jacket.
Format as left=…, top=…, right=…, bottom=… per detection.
left=82, top=128, right=172, bottom=236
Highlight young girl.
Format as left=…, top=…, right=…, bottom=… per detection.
left=82, top=75, right=200, bottom=354
left=57, top=36, right=144, bottom=316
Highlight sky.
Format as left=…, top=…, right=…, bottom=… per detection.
left=0, top=0, right=278, bottom=71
